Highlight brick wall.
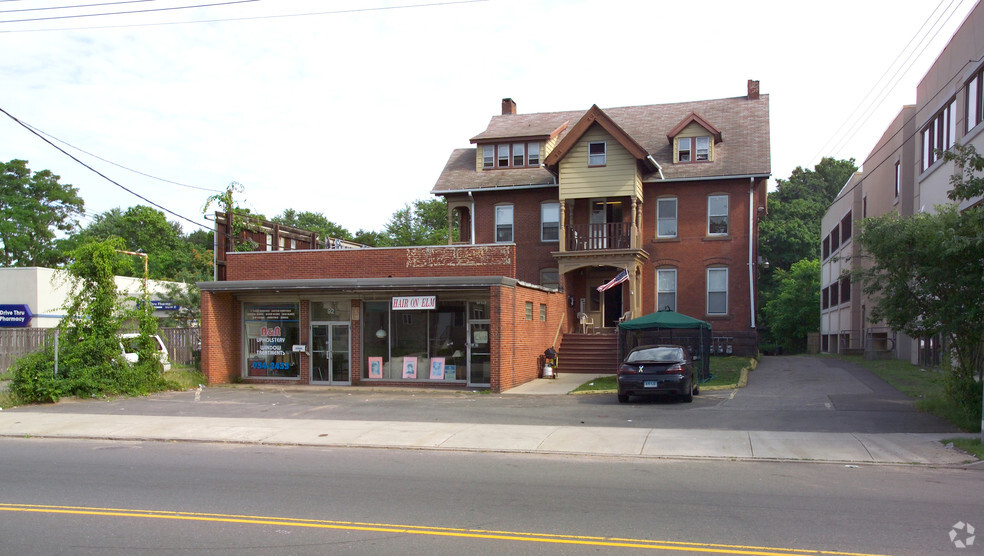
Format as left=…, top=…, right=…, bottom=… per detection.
left=491, top=284, right=566, bottom=392
left=226, top=244, right=516, bottom=281
left=200, top=290, right=240, bottom=384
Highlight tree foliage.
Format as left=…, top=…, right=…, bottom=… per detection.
left=273, top=209, right=353, bottom=243
left=854, top=143, right=984, bottom=385
left=380, top=198, right=451, bottom=246
left=0, top=159, right=84, bottom=267
left=762, top=259, right=820, bottom=353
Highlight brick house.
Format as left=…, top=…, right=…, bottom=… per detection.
left=433, top=81, right=770, bottom=364
left=198, top=81, right=770, bottom=391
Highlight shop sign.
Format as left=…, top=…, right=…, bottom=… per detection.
left=391, top=296, right=436, bottom=310
left=150, top=300, right=179, bottom=311
left=0, top=304, right=32, bottom=327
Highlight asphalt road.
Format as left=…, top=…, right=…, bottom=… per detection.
left=0, top=437, right=980, bottom=555
left=11, top=356, right=959, bottom=434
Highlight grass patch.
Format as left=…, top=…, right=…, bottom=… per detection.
left=833, top=354, right=980, bottom=432
left=0, top=370, right=13, bottom=381
left=943, top=437, right=984, bottom=460
left=163, top=366, right=207, bottom=391
left=571, top=357, right=756, bottom=393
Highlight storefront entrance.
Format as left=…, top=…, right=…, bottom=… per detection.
left=311, top=322, right=350, bottom=384
left=468, top=321, right=491, bottom=386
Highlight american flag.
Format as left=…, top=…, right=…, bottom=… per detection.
left=596, top=269, right=628, bottom=292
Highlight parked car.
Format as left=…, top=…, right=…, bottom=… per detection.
left=616, top=344, right=698, bottom=403
left=119, top=333, right=171, bottom=371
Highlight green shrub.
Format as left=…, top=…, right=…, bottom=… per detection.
left=10, top=350, right=62, bottom=403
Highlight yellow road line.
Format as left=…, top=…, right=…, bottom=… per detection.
left=0, top=503, right=895, bottom=556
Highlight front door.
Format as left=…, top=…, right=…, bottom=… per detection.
left=468, top=321, right=491, bottom=387
left=311, top=322, right=350, bottom=384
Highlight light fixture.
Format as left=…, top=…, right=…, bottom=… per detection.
left=375, top=328, right=387, bottom=339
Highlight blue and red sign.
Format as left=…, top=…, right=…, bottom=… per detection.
left=0, top=304, right=33, bottom=327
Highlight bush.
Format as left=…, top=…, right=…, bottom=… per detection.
left=10, top=350, right=62, bottom=403
left=944, top=371, right=983, bottom=427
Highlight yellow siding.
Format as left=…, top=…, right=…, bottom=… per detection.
left=673, top=122, right=715, bottom=162
left=558, top=125, right=641, bottom=200
left=543, top=136, right=559, bottom=160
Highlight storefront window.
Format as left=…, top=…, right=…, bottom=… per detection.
left=363, top=298, right=471, bottom=382
left=244, top=303, right=300, bottom=378
left=311, top=300, right=350, bottom=321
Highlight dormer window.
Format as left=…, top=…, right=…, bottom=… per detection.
left=588, top=141, right=606, bottom=166
left=695, top=136, right=710, bottom=161
left=667, top=112, right=721, bottom=164
left=678, top=138, right=691, bottom=162
left=479, top=142, right=543, bottom=169
left=677, top=136, right=711, bottom=163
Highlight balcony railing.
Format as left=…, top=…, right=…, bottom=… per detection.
left=565, top=222, right=631, bottom=251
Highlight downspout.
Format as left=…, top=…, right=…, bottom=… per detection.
left=646, top=155, right=665, bottom=180
left=467, top=191, right=476, bottom=245
left=748, top=177, right=756, bottom=329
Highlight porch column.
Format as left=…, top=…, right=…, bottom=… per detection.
left=559, top=201, right=567, bottom=251
left=630, top=198, right=640, bottom=249
left=447, top=207, right=453, bottom=245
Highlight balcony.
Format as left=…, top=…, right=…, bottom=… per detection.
left=565, top=222, right=632, bottom=251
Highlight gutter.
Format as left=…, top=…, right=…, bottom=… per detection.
left=646, top=155, right=665, bottom=180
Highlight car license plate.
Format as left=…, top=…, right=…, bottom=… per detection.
left=644, top=380, right=658, bottom=388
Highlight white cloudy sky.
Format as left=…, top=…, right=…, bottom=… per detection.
left=0, top=0, right=978, bottom=236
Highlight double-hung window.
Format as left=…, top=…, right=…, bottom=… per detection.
left=483, top=145, right=494, bottom=169
left=513, top=143, right=525, bottom=167
left=695, top=137, right=710, bottom=161
left=708, top=195, right=729, bottom=235
left=707, top=268, right=728, bottom=315
left=528, top=143, right=540, bottom=166
left=657, top=269, right=677, bottom=312
left=541, top=202, right=559, bottom=241
left=588, top=142, right=606, bottom=166
left=968, top=67, right=983, bottom=132
left=678, top=137, right=691, bottom=162
left=495, top=205, right=513, bottom=243
left=656, top=198, right=677, bottom=238
left=497, top=145, right=510, bottom=168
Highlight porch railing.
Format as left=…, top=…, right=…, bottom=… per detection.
left=565, top=222, right=631, bottom=251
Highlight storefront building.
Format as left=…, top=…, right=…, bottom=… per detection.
left=199, top=244, right=565, bottom=392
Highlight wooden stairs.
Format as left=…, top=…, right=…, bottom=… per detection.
left=558, top=333, right=619, bottom=374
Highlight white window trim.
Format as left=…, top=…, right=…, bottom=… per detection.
left=656, top=197, right=677, bottom=238
left=707, top=194, right=729, bottom=236
left=540, top=202, right=560, bottom=242
left=707, top=267, right=728, bottom=315
left=495, top=204, right=514, bottom=243
left=588, top=141, right=606, bottom=166
left=656, top=268, right=677, bottom=312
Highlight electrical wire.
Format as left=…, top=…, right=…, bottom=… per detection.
left=0, top=105, right=210, bottom=230
left=23, top=122, right=223, bottom=193
left=0, top=0, right=258, bottom=24
left=0, top=0, right=487, bottom=33
left=0, top=0, right=156, bottom=14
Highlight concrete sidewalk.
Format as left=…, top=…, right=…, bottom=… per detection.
left=0, top=410, right=974, bottom=465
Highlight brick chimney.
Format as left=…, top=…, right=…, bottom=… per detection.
left=502, top=98, right=517, bottom=115
left=747, top=80, right=760, bottom=100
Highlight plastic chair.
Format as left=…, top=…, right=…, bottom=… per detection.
left=577, top=312, right=594, bottom=334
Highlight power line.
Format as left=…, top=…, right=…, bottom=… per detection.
left=23, top=122, right=223, bottom=193
left=0, top=0, right=157, bottom=14
left=0, top=105, right=210, bottom=230
left=0, top=0, right=259, bottom=24
left=0, top=0, right=487, bottom=33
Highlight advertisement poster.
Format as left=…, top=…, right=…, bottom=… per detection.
left=368, top=357, right=383, bottom=379
left=402, top=357, right=417, bottom=379
left=444, top=365, right=456, bottom=380
left=429, top=357, right=444, bottom=380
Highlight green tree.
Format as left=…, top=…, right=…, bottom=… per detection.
left=380, top=198, right=451, bottom=246
left=67, top=205, right=211, bottom=282
left=273, top=209, right=352, bottom=243
left=0, top=159, right=85, bottom=267
left=761, top=259, right=820, bottom=353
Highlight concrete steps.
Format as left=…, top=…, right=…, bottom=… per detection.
left=558, top=333, right=619, bottom=374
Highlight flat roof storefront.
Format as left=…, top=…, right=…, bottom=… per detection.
left=200, top=276, right=564, bottom=393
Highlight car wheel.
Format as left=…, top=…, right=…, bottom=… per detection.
left=693, top=383, right=700, bottom=396
left=617, top=392, right=629, bottom=403
left=681, top=379, right=694, bottom=403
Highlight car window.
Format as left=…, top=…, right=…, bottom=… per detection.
left=626, top=347, right=683, bottom=362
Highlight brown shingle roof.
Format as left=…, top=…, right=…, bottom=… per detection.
left=435, top=94, right=770, bottom=194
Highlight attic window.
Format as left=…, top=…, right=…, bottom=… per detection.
left=695, top=137, right=710, bottom=161
left=676, top=136, right=711, bottom=163
left=588, top=142, right=606, bottom=166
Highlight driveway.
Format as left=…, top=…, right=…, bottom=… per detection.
left=7, top=356, right=959, bottom=435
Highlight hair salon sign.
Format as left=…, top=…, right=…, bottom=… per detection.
left=391, top=296, right=436, bottom=310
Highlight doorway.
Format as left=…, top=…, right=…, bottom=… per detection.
left=311, top=322, right=350, bottom=384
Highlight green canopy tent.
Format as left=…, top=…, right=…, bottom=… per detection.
left=617, top=310, right=711, bottom=381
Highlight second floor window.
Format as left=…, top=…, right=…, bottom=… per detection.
left=495, top=205, right=513, bottom=243
left=588, top=142, right=606, bottom=166
left=968, top=67, right=983, bottom=132
left=921, top=98, right=956, bottom=171
left=540, top=268, right=559, bottom=290
left=657, top=269, right=677, bottom=312
left=656, top=198, right=677, bottom=238
left=541, top=202, right=559, bottom=241
left=708, top=195, right=729, bottom=235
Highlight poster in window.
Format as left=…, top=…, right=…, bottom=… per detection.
left=402, top=357, right=417, bottom=379
left=429, top=357, right=445, bottom=380
left=368, top=357, right=383, bottom=379
left=473, top=330, right=489, bottom=344
left=444, top=365, right=456, bottom=380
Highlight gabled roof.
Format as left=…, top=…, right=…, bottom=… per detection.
left=542, top=105, right=650, bottom=167
left=434, top=93, right=771, bottom=194
left=665, top=111, right=723, bottom=144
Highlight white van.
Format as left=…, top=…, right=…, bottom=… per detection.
left=119, top=333, right=171, bottom=371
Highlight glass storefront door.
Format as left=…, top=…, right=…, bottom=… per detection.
left=468, top=321, right=490, bottom=386
left=311, top=322, right=350, bottom=385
